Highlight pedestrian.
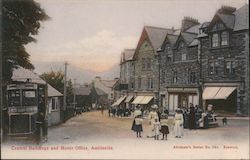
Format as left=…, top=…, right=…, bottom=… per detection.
left=131, top=105, right=142, bottom=132
left=160, top=114, right=169, bottom=140
left=134, top=115, right=143, bottom=138
left=153, top=118, right=161, bottom=140
left=147, top=104, right=159, bottom=138
left=174, top=109, right=184, bottom=138
left=188, top=104, right=196, bottom=129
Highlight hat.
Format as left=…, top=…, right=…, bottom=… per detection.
left=151, top=104, right=158, bottom=109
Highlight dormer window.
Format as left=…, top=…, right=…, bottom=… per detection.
left=179, top=41, right=185, bottom=49
left=165, top=43, right=171, bottom=51
left=212, top=33, right=219, bottom=47
left=221, top=31, right=229, bottom=46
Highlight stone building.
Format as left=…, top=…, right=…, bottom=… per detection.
left=158, top=17, right=202, bottom=112
left=198, top=5, right=249, bottom=115
left=92, top=76, right=119, bottom=104
left=132, top=26, right=177, bottom=108
left=120, top=49, right=135, bottom=91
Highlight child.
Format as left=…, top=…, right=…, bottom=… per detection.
left=153, top=118, right=161, bottom=140
left=160, top=114, right=169, bottom=140
left=134, top=115, right=143, bottom=138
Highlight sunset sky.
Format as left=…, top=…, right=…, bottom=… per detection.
left=26, top=0, right=247, bottom=73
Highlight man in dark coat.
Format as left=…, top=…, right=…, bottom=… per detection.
left=188, top=104, right=196, bottom=129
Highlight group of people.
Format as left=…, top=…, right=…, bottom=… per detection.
left=108, top=107, right=132, bottom=117
left=131, top=104, right=172, bottom=140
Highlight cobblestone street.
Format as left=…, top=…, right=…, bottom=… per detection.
left=2, top=111, right=249, bottom=159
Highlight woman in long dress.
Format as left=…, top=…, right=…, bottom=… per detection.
left=147, top=105, right=159, bottom=138
left=174, top=109, right=184, bottom=138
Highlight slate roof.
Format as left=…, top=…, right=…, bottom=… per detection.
left=217, top=13, right=235, bottom=29
left=208, top=4, right=249, bottom=32
left=121, top=49, right=135, bottom=63
left=94, top=87, right=107, bottom=96
left=233, top=4, right=249, bottom=31
left=12, top=67, right=63, bottom=97
left=185, top=24, right=201, bottom=34
left=144, top=26, right=175, bottom=52
left=101, top=79, right=119, bottom=88
left=167, top=34, right=179, bottom=46
left=181, top=32, right=198, bottom=45
left=189, top=39, right=199, bottom=47
left=74, top=86, right=91, bottom=96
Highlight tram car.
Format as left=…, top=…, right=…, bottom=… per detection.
left=5, top=81, right=47, bottom=136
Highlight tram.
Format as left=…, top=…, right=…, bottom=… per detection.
left=5, top=81, right=47, bottom=136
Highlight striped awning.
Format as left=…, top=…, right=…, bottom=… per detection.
left=124, top=96, right=134, bottom=103
left=203, top=87, right=236, bottom=100
left=132, top=96, right=154, bottom=105
left=111, top=96, right=126, bottom=107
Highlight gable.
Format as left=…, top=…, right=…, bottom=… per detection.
left=207, top=14, right=234, bottom=32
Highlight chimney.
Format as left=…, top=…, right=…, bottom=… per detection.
left=181, top=17, right=200, bottom=32
left=218, top=5, right=236, bottom=14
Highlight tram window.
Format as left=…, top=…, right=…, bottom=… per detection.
left=8, top=90, right=21, bottom=106
left=22, top=90, right=37, bottom=106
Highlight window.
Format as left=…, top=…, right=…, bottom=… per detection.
left=209, top=61, right=219, bottom=75
left=147, top=78, right=153, bottom=89
left=212, top=33, right=219, bottom=47
left=22, top=90, right=36, bottom=106
left=172, top=71, right=177, bottom=83
left=221, top=31, right=229, bottom=46
left=178, top=41, right=185, bottom=49
left=167, top=55, right=172, bottom=62
left=51, top=98, right=57, bottom=110
left=147, top=58, right=151, bottom=69
left=182, top=53, right=187, bottom=61
left=225, top=61, right=236, bottom=74
left=190, top=72, right=196, bottom=83
left=138, top=77, right=142, bottom=89
left=142, top=58, right=146, bottom=69
left=8, top=90, right=20, bottom=106
left=166, top=43, right=171, bottom=51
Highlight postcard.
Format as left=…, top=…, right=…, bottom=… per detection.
left=0, top=0, right=249, bottom=159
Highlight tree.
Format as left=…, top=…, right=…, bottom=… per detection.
left=40, top=70, right=74, bottom=105
left=2, top=0, right=49, bottom=81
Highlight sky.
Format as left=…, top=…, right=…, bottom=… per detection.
left=26, top=0, right=247, bottom=74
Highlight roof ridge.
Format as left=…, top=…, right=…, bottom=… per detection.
left=144, top=25, right=173, bottom=31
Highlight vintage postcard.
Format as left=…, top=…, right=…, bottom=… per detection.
left=0, top=0, right=249, bottom=159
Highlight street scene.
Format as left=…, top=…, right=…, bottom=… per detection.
left=2, top=111, right=250, bottom=159
left=0, top=0, right=249, bottom=159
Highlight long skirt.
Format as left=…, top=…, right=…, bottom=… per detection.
left=134, top=124, right=143, bottom=132
left=160, top=125, right=169, bottom=134
left=131, top=120, right=136, bottom=131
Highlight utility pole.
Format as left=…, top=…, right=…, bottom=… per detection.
left=73, top=78, right=76, bottom=109
left=63, top=62, right=68, bottom=111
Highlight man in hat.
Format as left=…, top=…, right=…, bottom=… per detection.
left=147, top=104, right=159, bottom=138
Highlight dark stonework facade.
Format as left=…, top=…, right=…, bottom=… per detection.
left=158, top=18, right=201, bottom=112
left=198, top=5, right=249, bottom=115
left=119, top=5, right=249, bottom=115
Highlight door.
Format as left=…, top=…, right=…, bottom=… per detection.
left=180, top=94, right=188, bottom=108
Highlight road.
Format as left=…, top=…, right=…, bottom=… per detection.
left=2, top=110, right=249, bottom=159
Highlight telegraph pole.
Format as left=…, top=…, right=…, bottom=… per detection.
left=73, top=78, right=76, bottom=109
left=63, top=62, right=68, bottom=111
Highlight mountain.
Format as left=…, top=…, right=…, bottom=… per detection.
left=33, top=61, right=120, bottom=84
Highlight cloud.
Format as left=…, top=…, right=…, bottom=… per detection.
left=30, top=30, right=137, bottom=72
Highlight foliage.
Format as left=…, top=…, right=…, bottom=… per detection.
left=2, top=0, right=49, bottom=81
left=40, top=70, right=74, bottom=104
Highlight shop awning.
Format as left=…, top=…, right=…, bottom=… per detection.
left=112, top=96, right=126, bottom=106
left=132, top=96, right=154, bottom=104
left=132, top=96, right=145, bottom=104
left=203, top=87, right=236, bottom=100
left=140, top=96, right=154, bottom=104
left=124, top=96, right=134, bottom=103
